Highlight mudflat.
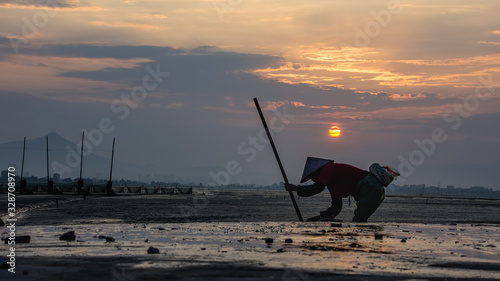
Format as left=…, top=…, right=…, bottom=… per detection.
left=1, top=189, right=499, bottom=280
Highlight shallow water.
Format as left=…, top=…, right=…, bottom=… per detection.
left=1, top=190, right=500, bottom=280
left=3, top=222, right=500, bottom=280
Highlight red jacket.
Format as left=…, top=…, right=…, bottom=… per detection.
left=297, top=163, right=368, bottom=199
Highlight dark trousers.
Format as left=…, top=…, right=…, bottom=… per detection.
left=352, top=174, right=385, bottom=222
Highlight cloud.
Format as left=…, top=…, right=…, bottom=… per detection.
left=11, top=43, right=181, bottom=59
left=0, top=42, right=458, bottom=118
left=1, top=38, right=498, bottom=188
left=478, top=41, right=500, bottom=46
left=164, top=102, right=183, bottom=109
left=91, top=21, right=159, bottom=30
left=0, top=0, right=102, bottom=11
left=0, top=0, right=76, bottom=8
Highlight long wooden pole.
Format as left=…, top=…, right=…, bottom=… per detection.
left=79, top=131, right=84, bottom=181
left=76, top=131, right=86, bottom=195
left=46, top=136, right=50, bottom=183
left=21, top=137, right=26, bottom=180
left=109, top=137, right=115, bottom=182
left=20, top=137, right=26, bottom=194
left=253, top=98, right=303, bottom=221
left=106, top=138, right=116, bottom=196
left=46, top=135, right=53, bottom=194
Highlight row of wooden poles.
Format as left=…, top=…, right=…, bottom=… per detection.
left=18, top=132, right=117, bottom=196
left=15, top=98, right=302, bottom=220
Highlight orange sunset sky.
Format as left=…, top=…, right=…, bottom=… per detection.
left=1, top=0, right=499, bottom=189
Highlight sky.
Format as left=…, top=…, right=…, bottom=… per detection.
left=0, top=0, right=499, bottom=189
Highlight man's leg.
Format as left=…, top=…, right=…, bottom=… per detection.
left=352, top=204, right=377, bottom=222
left=352, top=174, right=385, bottom=222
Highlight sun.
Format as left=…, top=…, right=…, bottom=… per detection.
left=329, top=126, right=341, bottom=137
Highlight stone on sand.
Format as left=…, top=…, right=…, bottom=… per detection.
left=60, top=231, right=76, bottom=241
left=98, top=235, right=115, bottom=242
left=147, top=246, right=160, bottom=254
left=4, top=235, right=31, bottom=244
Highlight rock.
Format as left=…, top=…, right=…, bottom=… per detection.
left=147, top=246, right=160, bottom=254
left=277, top=248, right=284, bottom=253
left=144, top=239, right=149, bottom=243
left=401, top=238, right=407, bottom=243
left=374, top=233, right=384, bottom=240
left=265, top=238, right=274, bottom=244
left=98, top=235, right=115, bottom=242
left=330, top=223, right=342, bottom=228
left=0, top=218, right=4, bottom=227
left=285, top=239, right=293, bottom=244
left=14, top=236, right=31, bottom=244
left=105, top=237, right=115, bottom=242
left=59, top=231, right=76, bottom=241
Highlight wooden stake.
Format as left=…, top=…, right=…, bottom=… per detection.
left=21, top=137, right=25, bottom=181
left=109, top=137, right=115, bottom=182
left=79, top=131, right=84, bottom=181
left=253, top=98, right=303, bottom=221
left=46, top=136, right=50, bottom=184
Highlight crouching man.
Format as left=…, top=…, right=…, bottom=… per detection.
left=285, top=157, right=400, bottom=222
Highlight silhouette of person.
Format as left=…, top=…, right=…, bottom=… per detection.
left=285, top=157, right=400, bottom=222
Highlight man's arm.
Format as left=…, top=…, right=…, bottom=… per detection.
left=320, top=196, right=342, bottom=218
left=285, top=182, right=325, bottom=197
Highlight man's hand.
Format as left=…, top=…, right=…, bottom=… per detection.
left=285, top=183, right=298, bottom=192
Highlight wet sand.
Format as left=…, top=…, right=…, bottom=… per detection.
left=1, top=189, right=500, bottom=280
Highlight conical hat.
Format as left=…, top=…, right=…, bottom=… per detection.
left=300, top=157, right=334, bottom=183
